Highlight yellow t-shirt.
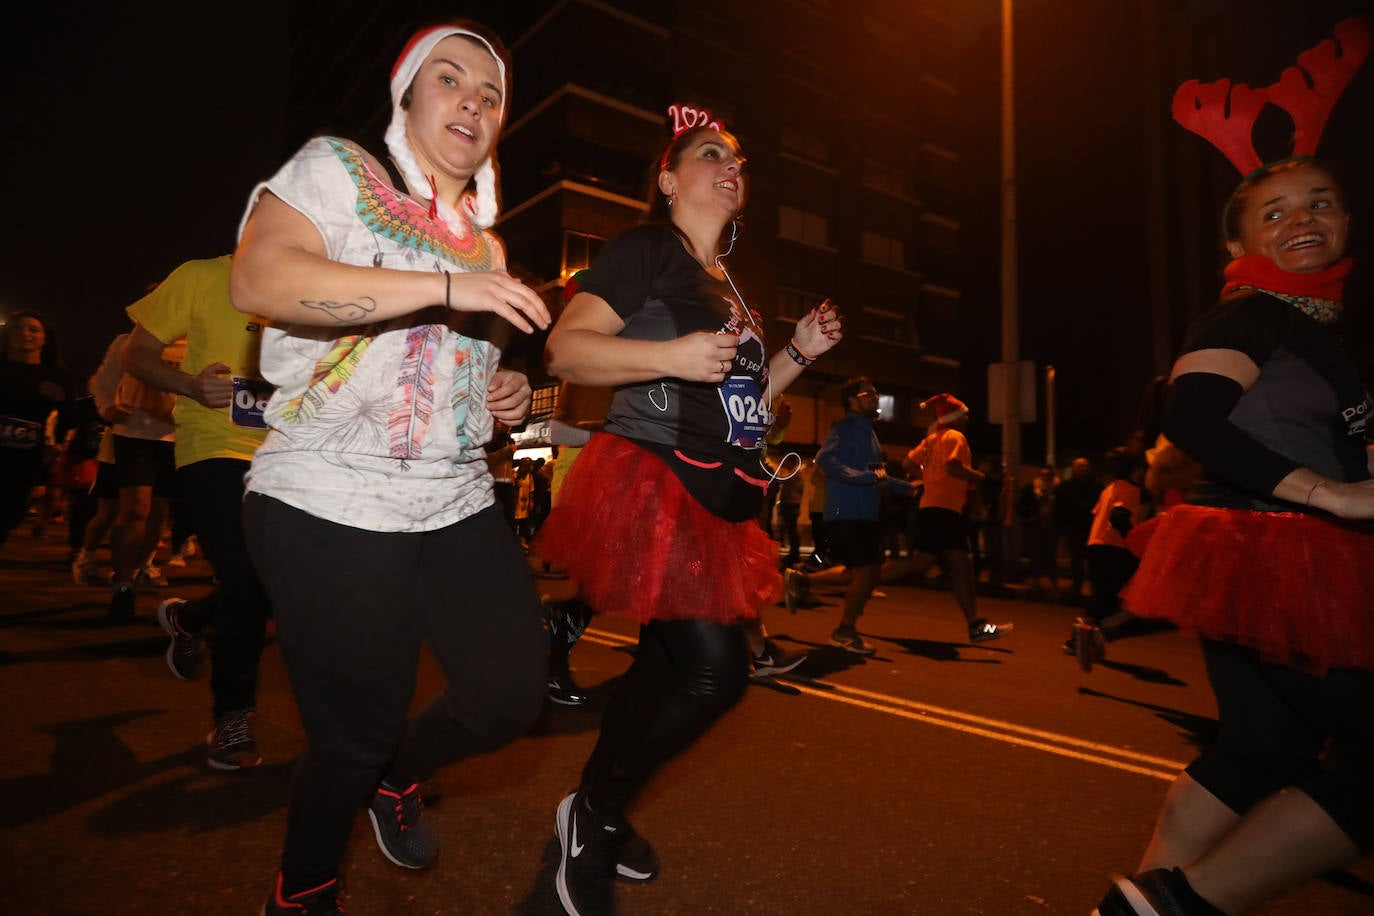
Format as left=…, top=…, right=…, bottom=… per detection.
left=908, top=426, right=973, bottom=512
left=126, top=256, right=270, bottom=468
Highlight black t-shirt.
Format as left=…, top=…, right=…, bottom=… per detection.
left=1180, top=291, right=1371, bottom=509
left=581, top=224, right=773, bottom=521
left=0, top=360, right=73, bottom=456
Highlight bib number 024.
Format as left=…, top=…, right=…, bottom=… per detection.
left=719, top=377, right=770, bottom=449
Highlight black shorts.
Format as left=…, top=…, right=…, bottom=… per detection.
left=112, top=435, right=176, bottom=497
left=92, top=461, right=119, bottom=499
left=1187, top=639, right=1374, bottom=851
left=914, top=507, right=969, bottom=554
left=825, top=519, right=884, bottom=568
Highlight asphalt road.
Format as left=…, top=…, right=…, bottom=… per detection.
left=2, top=532, right=1371, bottom=915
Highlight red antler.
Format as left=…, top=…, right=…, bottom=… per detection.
left=1171, top=78, right=1269, bottom=174
left=1267, top=17, right=1371, bottom=157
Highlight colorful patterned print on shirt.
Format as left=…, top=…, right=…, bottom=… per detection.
left=279, top=331, right=376, bottom=425
left=326, top=138, right=494, bottom=271
left=277, top=141, right=497, bottom=460
left=451, top=344, right=478, bottom=450
left=391, top=323, right=443, bottom=460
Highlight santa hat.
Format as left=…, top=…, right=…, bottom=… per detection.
left=921, top=393, right=969, bottom=426
left=385, top=25, right=507, bottom=231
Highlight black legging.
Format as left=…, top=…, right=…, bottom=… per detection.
left=178, top=459, right=271, bottom=719
left=581, top=617, right=750, bottom=820
left=244, top=494, right=547, bottom=890
left=1188, top=639, right=1374, bottom=851
left=0, top=452, right=42, bottom=547
left=1086, top=543, right=1139, bottom=625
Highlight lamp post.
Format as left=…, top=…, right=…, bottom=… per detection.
left=1000, top=0, right=1022, bottom=579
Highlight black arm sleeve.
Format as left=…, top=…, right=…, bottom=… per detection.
left=1163, top=372, right=1300, bottom=499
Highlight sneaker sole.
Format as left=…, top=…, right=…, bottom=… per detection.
left=548, top=694, right=589, bottom=706
left=166, top=644, right=200, bottom=682
left=783, top=571, right=803, bottom=613
left=554, top=793, right=581, bottom=916
left=829, top=638, right=876, bottom=656
left=207, top=754, right=263, bottom=771
left=1075, top=643, right=1096, bottom=674
left=616, top=861, right=655, bottom=882
left=1105, top=875, right=1165, bottom=916
left=157, top=600, right=199, bottom=681
left=205, top=727, right=262, bottom=771
left=1072, top=624, right=1106, bottom=673
left=367, top=808, right=430, bottom=869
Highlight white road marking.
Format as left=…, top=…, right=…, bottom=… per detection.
left=581, top=627, right=1186, bottom=782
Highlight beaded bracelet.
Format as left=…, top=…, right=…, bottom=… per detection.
left=786, top=338, right=815, bottom=367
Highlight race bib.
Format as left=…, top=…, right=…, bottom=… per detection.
left=0, top=416, right=42, bottom=450
left=231, top=376, right=271, bottom=429
left=718, top=377, right=770, bottom=449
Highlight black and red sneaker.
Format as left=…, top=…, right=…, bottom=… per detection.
left=368, top=781, right=438, bottom=869
left=261, top=874, right=343, bottom=915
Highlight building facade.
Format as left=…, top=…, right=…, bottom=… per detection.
left=496, top=0, right=971, bottom=454
left=280, top=0, right=975, bottom=455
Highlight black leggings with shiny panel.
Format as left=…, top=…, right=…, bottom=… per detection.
left=581, top=617, right=751, bottom=820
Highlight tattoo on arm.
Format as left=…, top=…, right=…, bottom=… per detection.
left=300, top=297, right=378, bottom=323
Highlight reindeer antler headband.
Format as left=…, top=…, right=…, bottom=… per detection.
left=1172, top=17, right=1369, bottom=175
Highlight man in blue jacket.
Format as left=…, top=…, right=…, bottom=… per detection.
left=787, top=378, right=913, bottom=654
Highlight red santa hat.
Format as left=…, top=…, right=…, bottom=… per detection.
left=921, top=393, right=969, bottom=426
left=385, top=25, right=507, bottom=231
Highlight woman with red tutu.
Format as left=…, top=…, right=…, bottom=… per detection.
left=535, top=115, right=841, bottom=915
left=1093, top=161, right=1374, bottom=914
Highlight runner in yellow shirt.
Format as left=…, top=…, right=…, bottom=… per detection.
left=123, top=254, right=273, bottom=770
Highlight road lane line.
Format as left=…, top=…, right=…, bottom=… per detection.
left=819, top=683, right=1188, bottom=770
left=789, top=683, right=1181, bottom=781
left=581, top=627, right=1187, bottom=780
left=580, top=630, right=637, bottom=648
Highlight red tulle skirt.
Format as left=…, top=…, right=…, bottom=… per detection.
left=533, top=434, right=781, bottom=624
left=1121, top=505, right=1374, bottom=674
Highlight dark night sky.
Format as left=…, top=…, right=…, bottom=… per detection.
left=4, top=0, right=1372, bottom=460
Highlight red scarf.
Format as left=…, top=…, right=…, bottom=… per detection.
left=1221, top=254, right=1351, bottom=302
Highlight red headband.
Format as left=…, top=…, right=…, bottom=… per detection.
left=1172, top=17, right=1369, bottom=174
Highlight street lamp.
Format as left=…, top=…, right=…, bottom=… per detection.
left=998, top=0, right=1023, bottom=581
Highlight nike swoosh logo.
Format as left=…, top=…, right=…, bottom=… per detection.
left=571, top=816, right=584, bottom=857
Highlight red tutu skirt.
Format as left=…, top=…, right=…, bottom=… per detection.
left=1121, top=505, right=1374, bottom=674
left=532, top=434, right=781, bottom=624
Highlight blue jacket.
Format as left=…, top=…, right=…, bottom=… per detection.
left=816, top=412, right=913, bottom=521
